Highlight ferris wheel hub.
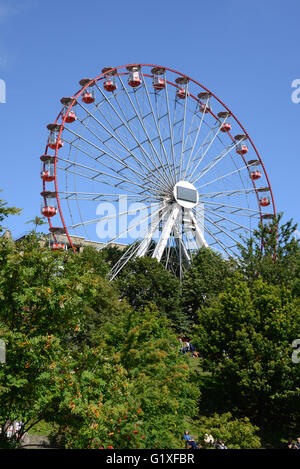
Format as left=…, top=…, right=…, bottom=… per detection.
left=173, top=180, right=199, bottom=209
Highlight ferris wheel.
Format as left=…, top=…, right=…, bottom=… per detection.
left=40, top=64, right=276, bottom=280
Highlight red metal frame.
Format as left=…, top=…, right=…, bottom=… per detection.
left=41, top=64, right=276, bottom=254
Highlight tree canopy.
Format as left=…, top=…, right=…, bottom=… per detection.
left=0, top=192, right=299, bottom=449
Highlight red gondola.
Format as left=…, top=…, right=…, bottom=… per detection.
left=126, top=65, right=142, bottom=88
left=79, top=79, right=96, bottom=104
left=102, top=67, right=117, bottom=92
left=47, top=124, right=63, bottom=150
left=41, top=206, right=57, bottom=217
left=260, top=197, right=270, bottom=207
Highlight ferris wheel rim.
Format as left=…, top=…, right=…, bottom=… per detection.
left=42, top=63, right=276, bottom=258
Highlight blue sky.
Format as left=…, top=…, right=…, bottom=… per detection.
left=0, top=0, right=299, bottom=238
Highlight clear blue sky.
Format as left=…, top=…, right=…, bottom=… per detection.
left=0, top=0, right=299, bottom=237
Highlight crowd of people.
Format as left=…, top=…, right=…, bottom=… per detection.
left=183, top=430, right=300, bottom=450
left=183, top=430, right=227, bottom=450
left=0, top=421, right=25, bottom=441
left=287, top=437, right=300, bottom=449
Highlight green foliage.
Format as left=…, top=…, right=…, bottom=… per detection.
left=102, top=245, right=127, bottom=266
left=0, top=235, right=128, bottom=447
left=0, top=235, right=118, bottom=338
left=117, top=257, right=189, bottom=332
left=196, top=412, right=261, bottom=449
left=0, top=235, right=199, bottom=449
left=193, top=275, right=300, bottom=432
left=182, top=248, right=235, bottom=320
left=0, top=324, right=66, bottom=447
left=26, top=216, right=47, bottom=232
left=102, top=306, right=200, bottom=448
left=0, top=192, right=21, bottom=233
left=238, top=214, right=300, bottom=296
left=1, top=193, right=299, bottom=449
left=55, top=306, right=199, bottom=449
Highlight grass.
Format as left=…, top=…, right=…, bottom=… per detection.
left=28, top=420, right=56, bottom=436
left=182, top=354, right=210, bottom=445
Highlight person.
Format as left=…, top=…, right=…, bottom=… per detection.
left=183, top=430, right=192, bottom=443
left=216, top=440, right=227, bottom=449
left=186, top=439, right=198, bottom=449
left=287, top=437, right=297, bottom=449
left=204, top=433, right=214, bottom=446
left=6, top=425, right=13, bottom=439
left=183, top=431, right=198, bottom=449
left=189, top=436, right=198, bottom=449
left=296, top=437, right=300, bottom=449
left=183, top=430, right=198, bottom=449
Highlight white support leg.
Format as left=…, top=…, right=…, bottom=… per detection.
left=152, top=204, right=180, bottom=262
left=136, top=205, right=165, bottom=257
left=189, top=210, right=208, bottom=249
left=173, top=223, right=191, bottom=263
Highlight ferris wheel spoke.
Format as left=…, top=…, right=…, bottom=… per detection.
left=191, top=211, right=233, bottom=258
left=184, top=123, right=219, bottom=178
left=93, top=83, right=171, bottom=190
left=109, top=242, right=143, bottom=281
left=164, top=78, right=177, bottom=181
left=57, top=165, right=156, bottom=200
left=99, top=203, right=163, bottom=251
left=200, top=199, right=261, bottom=214
left=59, top=138, right=147, bottom=192
left=57, top=191, right=160, bottom=203
left=201, top=211, right=242, bottom=248
left=199, top=187, right=257, bottom=199
left=76, top=107, right=165, bottom=195
left=66, top=110, right=168, bottom=195
left=68, top=202, right=159, bottom=230
left=203, top=206, right=252, bottom=233
left=109, top=203, right=166, bottom=279
left=187, top=115, right=229, bottom=181
left=191, top=137, right=243, bottom=185
left=64, top=124, right=158, bottom=190
left=131, top=85, right=173, bottom=189
left=57, top=156, right=162, bottom=197
left=178, top=82, right=189, bottom=180
left=116, top=74, right=172, bottom=190
left=182, top=98, right=209, bottom=180
left=141, top=72, right=176, bottom=186
left=195, top=162, right=253, bottom=191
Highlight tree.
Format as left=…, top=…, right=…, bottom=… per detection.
left=193, top=275, right=300, bottom=437
left=0, top=235, right=126, bottom=447
left=94, top=305, right=200, bottom=449
left=196, top=412, right=261, bottom=449
left=181, top=248, right=235, bottom=320
left=26, top=216, right=47, bottom=232
left=0, top=235, right=199, bottom=449
left=0, top=325, right=67, bottom=448
left=0, top=192, right=21, bottom=234
left=238, top=214, right=300, bottom=296
left=117, top=257, right=189, bottom=332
